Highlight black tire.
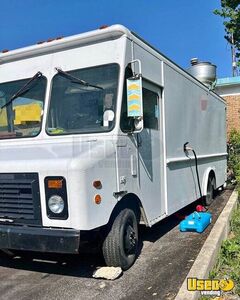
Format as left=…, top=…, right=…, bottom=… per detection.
left=204, top=176, right=215, bottom=206
left=102, top=208, right=138, bottom=271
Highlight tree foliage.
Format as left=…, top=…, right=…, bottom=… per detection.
left=228, top=129, right=240, bottom=190
left=214, top=0, right=240, bottom=67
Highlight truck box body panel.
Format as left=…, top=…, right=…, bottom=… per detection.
left=163, top=64, right=227, bottom=214
left=132, top=42, right=163, bottom=87
left=164, top=64, right=226, bottom=158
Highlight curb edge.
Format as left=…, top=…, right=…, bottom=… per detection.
left=174, top=189, right=239, bottom=300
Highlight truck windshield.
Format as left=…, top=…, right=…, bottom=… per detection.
left=46, top=63, right=119, bottom=135
left=0, top=76, right=47, bottom=139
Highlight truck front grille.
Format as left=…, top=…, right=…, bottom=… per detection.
left=0, top=173, right=41, bottom=225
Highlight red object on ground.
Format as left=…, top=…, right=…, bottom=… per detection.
left=196, top=205, right=206, bottom=212
left=174, top=213, right=186, bottom=220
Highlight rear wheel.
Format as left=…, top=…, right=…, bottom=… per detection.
left=204, top=176, right=215, bottom=206
left=102, top=208, right=138, bottom=270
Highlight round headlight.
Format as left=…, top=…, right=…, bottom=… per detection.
left=48, top=195, right=64, bottom=214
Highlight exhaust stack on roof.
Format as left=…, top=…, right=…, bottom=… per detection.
left=187, top=58, right=217, bottom=89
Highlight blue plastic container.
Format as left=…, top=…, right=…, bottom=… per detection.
left=179, top=212, right=212, bottom=233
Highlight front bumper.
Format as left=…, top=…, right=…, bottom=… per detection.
left=0, top=225, right=80, bottom=253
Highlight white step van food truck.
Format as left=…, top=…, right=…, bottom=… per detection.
left=0, top=25, right=227, bottom=270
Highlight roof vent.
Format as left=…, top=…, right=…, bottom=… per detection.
left=187, top=58, right=217, bottom=89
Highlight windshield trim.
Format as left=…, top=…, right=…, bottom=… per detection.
left=45, top=63, right=120, bottom=137
left=0, top=75, right=47, bottom=140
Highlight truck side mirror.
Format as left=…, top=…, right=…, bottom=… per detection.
left=126, top=74, right=143, bottom=133
left=133, top=116, right=143, bottom=131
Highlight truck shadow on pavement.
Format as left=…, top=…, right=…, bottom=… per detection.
left=139, top=199, right=201, bottom=244
left=0, top=190, right=228, bottom=279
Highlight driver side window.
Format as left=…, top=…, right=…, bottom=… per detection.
left=120, top=67, right=159, bottom=132
left=120, top=66, right=134, bottom=132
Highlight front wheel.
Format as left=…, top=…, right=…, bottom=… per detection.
left=102, top=208, right=138, bottom=270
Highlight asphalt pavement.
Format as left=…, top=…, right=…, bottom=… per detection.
left=0, top=188, right=233, bottom=300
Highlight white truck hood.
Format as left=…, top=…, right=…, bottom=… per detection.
left=0, top=137, right=116, bottom=174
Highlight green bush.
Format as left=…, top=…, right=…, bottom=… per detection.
left=228, top=129, right=240, bottom=190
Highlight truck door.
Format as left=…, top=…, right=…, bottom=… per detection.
left=137, top=80, right=165, bottom=223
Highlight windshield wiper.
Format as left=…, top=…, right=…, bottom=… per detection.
left=55, top=68, right=103, bottom=90
left=0, top=71, right=43, bottom=110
